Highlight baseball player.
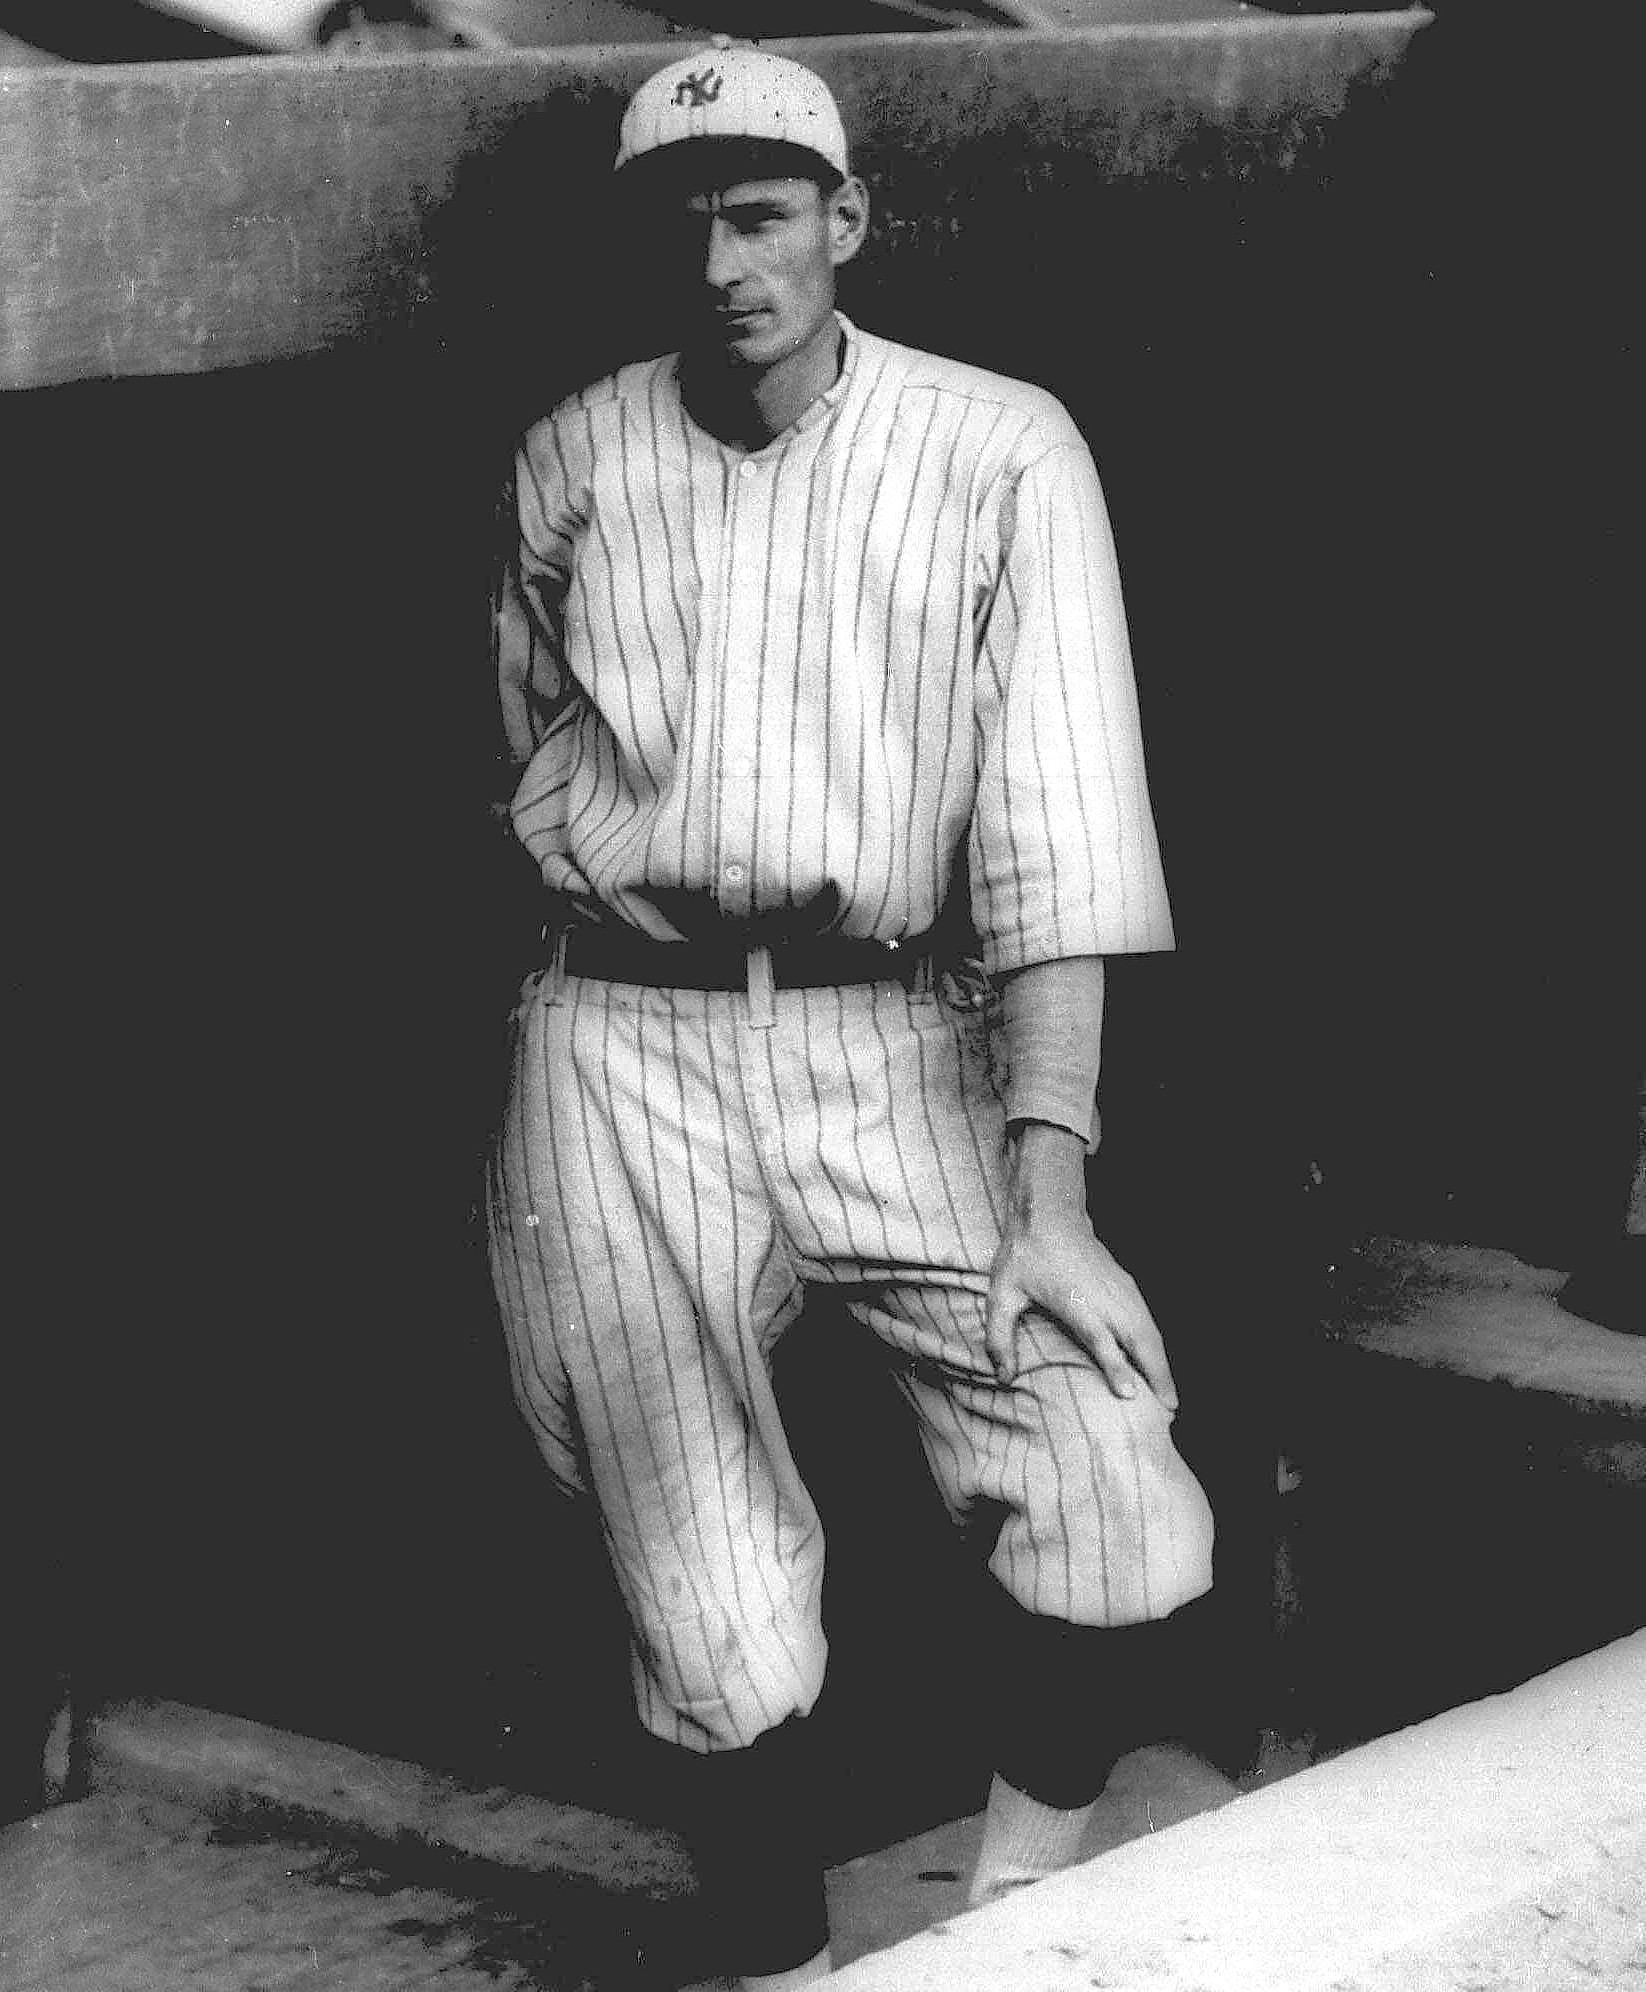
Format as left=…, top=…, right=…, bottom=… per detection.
left=488, top=46, right=1214, bottom=1987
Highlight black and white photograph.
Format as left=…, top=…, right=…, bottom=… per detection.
left=2, top=4, right=1640, bottom=1987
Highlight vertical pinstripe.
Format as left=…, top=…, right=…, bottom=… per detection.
left=489, top=969, right=1214, bottom=1753
left=500, top=318, right=1173, bottom=974
left=490, top=316, right=1211, bottom=1754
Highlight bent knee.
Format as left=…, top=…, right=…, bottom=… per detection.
left=993, top=1364, right=1216, bottom=1623
left=630, top=1603, right=827, bottom=1753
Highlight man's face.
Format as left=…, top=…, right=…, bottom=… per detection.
left=661, top=174, right=864, bottom=373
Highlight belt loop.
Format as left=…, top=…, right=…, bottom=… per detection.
left=746, top=944, right=776, bottom=1029
left=546, top=926, right=568, bottom=1006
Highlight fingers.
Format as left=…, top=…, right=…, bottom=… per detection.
left=1082, top=1322, right=1141, bottom=1400
left=1090, top=1271, right=1173, bottom=1404
left=984, top=1277, right=1021, bottom=1384
left=1121, top=1319, right=1179, bottom=1413
left=1064, top=1283, right=1179, bottom=1412
left=987, top=1240, right=1180, bottom=1411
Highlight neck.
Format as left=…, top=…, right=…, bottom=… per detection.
left=686, top=315, right=843, bottom=452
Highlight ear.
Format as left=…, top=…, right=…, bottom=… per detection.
left=827, top=176, right=870, bottom=269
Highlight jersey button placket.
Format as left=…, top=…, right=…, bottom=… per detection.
left=714, top=452, right=767, bottom=919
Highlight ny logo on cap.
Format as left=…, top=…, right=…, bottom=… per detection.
left=672, top=68, right=723, bottom=109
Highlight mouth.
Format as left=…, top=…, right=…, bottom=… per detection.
left=714, top=306, right=768, bottom=328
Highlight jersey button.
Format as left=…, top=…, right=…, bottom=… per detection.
left=723, top=862, right=747, bottom=886
left=738, top=460, right=757, bottom=478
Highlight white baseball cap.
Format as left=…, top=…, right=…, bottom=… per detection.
left=614, top=45, right=850, bottom=180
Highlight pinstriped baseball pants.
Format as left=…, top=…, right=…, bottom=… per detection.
left=488, top=962, right=1214, bottom=1755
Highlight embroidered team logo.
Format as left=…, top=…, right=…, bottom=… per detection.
left=672, top=68, right=723, bottom=109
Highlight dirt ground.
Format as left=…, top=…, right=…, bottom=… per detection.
left=2, top=1793, right=551, bottom=1991
left=5, top=1240, right=1638, bottom=1989
left=0, top=1732, right=1253, bottom=1990
left=0, top=1788, right=693, bottom=1992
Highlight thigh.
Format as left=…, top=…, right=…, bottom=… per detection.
left=754, top=978, right=1008, bottom=1310
left=490, top=972, right=827, bottom=1749
left=784, top=984, right=1213, bottom=1627
left=894, top=1325, right=1216, bottom=1627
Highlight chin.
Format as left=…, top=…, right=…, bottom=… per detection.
left=728, top=335, right=789, bottom=373
left=690, top=318, right=797, bottom=374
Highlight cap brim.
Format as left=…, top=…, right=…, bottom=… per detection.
left=616, top=135, right=846, bottom=191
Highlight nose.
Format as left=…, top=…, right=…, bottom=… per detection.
left=703, top=216, right=745, bottom=293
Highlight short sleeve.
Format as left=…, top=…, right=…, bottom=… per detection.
left=496, top=413, right=582, bottom=769
left=968, top=439, right=1174, bottom=974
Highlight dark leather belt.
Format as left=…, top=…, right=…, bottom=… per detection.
left=560, top=925, right=930, bottom=991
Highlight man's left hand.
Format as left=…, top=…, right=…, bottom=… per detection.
left=983, top=1121, right=1178, bottom=1408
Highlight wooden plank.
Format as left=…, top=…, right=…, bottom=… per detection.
left=0, top=16, right=1427, bottom=389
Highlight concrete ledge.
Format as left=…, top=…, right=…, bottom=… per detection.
left=83, top=1697, right=693, bottom=1899
left=831, top=1631, right=1646, bottom=1990
left=1, top=15, right=1428, bottom=388
left=1324, top=1239, right=1646, bottom=1417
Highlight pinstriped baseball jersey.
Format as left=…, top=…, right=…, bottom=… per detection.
left=490, top=313, right=1215, bottom=1757
left=497, top=315, right=1174, bottom=978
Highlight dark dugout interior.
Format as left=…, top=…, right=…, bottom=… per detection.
left=7, top=3, right=1638, bottom=1859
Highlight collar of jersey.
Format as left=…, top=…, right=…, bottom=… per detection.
left=677, top=312, right=860, bottom=463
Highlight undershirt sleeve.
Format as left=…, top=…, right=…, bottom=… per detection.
left=999, top=953, right=1106, bottom=1152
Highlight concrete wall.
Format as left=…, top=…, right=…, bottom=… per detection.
left=2, top=19, right=1423, bottom=388
left=833, top=1631, right=1646, bottom=1990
